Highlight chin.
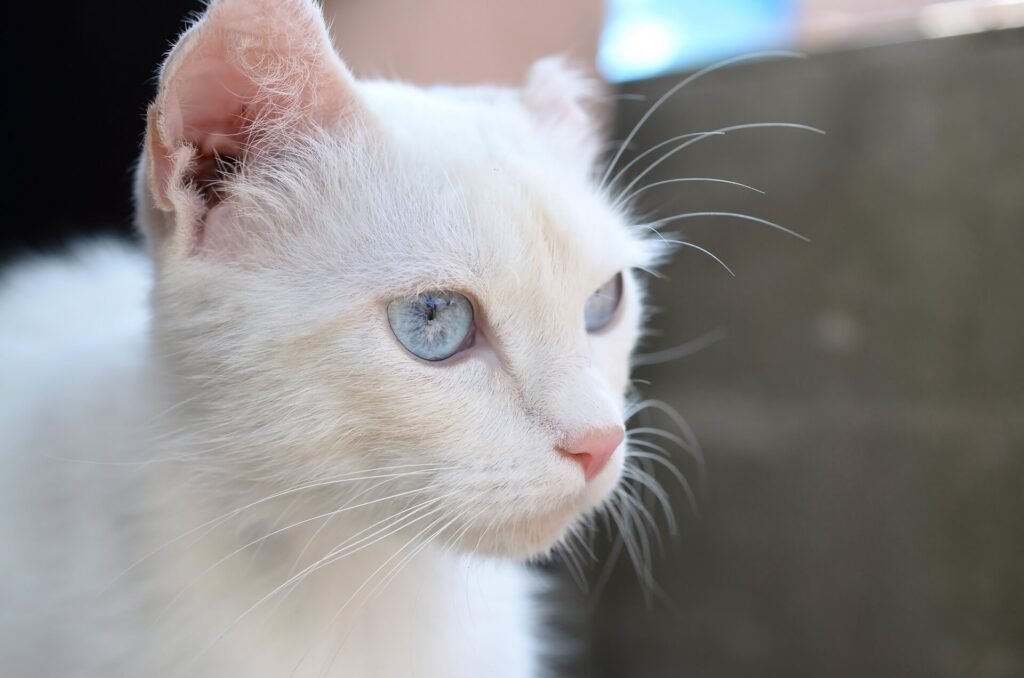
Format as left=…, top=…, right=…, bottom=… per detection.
left=452, top=450, right=626, bottom=560
left=457, top=511, right=579, bottom=560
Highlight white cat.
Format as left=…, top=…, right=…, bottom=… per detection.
left=0, top=0, right=665, bottom=676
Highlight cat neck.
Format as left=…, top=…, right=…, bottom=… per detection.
left=152, top=491, right=537, bottom=677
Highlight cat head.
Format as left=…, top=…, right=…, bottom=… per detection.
left=137, top=0, right=662, bottom=558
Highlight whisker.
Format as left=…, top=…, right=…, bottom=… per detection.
left=571, top=520, right=599, bottom=562
left=652, top=237, right=736, bottom=276
left=620, top=489, right=655, bottom=596
left=240, top=493, right=304, bottom=577
left=312, top=504, right=474, bottom=676
left=365, top=505, right=472, bottom=602
left=305, top=515, right=453, bottom=678
left=632, top=327, right=728, bottom=367
left=600, top=50, right=806, bottom=189
left=558, top=531, right=590, bottom=593
left=627, top=400, right=703, bottom=461
left=192, top=495, right=455, bottom=664
left=281, top=475, right=403, bottom=579
left=622, top=462, right=677, bottom=536
left=619, top=176, right=765, bottom=206
left=628, top=426, right=690, bottom=452
left=643, top=210, right=810, bottom=242
left=605, top=493, right=650, bottom=594
left=614, top=122, right=826, bottom=202
left=249, top=476, right=408, bottom=638
left=154, top=485, right=434, bottom=623
left=609, top=131, right=727, bottom=196
left=105, top=464, right=449, bottom=588
left=619, top=482, right=664, bottom=554
left=588, top=531, right=624, bottom=613
left=626, top=448, right=699, bottom=518
left=280, top=496, right=455, bottom=595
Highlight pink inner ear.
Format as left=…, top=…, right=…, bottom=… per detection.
left=522, top=57, right=595, bottom=130
left=145, top=0, right=357, bottom=243
left=157, top=0, right=353, bottom=152
left=162, top=62, right=257, bottom=159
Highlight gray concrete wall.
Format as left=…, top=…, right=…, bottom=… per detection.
left=568, top=28, right=1024, bottom=678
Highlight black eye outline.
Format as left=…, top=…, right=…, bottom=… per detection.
left=386, top=290, right=476, bottom=362
left=584, top=272, right=624, bottom=333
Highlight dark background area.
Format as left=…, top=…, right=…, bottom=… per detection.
left=3, top=4, right=1022, bottom=678
left=571, top=28, right=1024, bottom=678
left=2, top=2, right=201, bottom=261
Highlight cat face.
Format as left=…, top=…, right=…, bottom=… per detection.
left=139, top=0, right=659, bottom=558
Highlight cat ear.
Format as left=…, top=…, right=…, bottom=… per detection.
left=521, top=57, right=605, bottom=170
left=141, top=0, right=358, bottom=256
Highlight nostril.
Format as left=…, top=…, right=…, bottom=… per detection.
left=557, top=427, right=624, bottom=480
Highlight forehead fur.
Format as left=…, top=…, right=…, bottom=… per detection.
left=222, top=79, right=654, bottom=310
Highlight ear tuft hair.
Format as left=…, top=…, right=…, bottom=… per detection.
left=521, top=57, right=607, bottom=174
left=139, top=0, right=358, bottom=257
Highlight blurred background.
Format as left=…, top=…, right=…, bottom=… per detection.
left=3, top=1, right=1022, bottom=676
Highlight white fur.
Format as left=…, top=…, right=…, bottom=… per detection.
left=0, top=1, right=663, bottom=676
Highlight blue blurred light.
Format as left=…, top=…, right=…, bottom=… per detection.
left=599, top=0, right=797, bottom=82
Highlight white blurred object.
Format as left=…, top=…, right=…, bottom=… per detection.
left=918, top=0, right=1024, bottom=37
left=599, top=0, right=796, bottom=82
left=798, top=0, right=1024, bottom=47
left=599, top=0, right=1024, bottom=82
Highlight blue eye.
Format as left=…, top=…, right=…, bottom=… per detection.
left=584, top=273, right=623, bottom=332
left=387, top=290, right=475, bottom=361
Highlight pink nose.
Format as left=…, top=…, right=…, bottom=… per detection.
left=558, top=427, right=624, bottom=480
